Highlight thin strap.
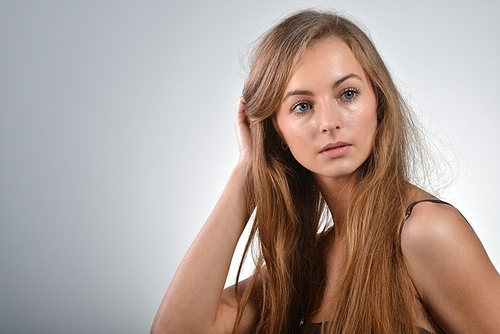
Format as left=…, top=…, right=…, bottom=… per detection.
left=404, top=199, right=451, bottom=220
left=400, top=199, right=452, bottom=236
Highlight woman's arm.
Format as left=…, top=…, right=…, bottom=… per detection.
left=151, top=98, right=257, bottom=334
left=401, top=201, right=500, bottom=333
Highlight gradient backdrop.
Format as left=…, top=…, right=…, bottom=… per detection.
left=1, top=1, right=499, bottom=333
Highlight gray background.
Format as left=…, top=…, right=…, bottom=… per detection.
left=1, top=1, right=499, bottom=333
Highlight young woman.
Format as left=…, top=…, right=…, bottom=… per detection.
left=151, top=10, right=500, bottom=334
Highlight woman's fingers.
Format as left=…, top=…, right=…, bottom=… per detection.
left=235, top=97, right=252, bottom=163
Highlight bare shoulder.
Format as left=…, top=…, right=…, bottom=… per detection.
left=401, top=201, right=476, bottom=253
left=401, top=200, right=500, bottom=333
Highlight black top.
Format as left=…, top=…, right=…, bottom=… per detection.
left=297, top=199, right=451, bottom=334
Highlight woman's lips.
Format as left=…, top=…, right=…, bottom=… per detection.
left=320, top=142, right=351, bottom=157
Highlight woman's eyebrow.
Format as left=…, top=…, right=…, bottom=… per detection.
left=282, top=73, right=363, bottom=102
left=332, top=73, right=362, bottom=88
left=282, top=90, right=313, bottom=102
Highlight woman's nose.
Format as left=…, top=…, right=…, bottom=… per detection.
left=318, top=102, right=341, bottom=133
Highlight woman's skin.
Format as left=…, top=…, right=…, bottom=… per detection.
left=151, top=37, right=500, bottom=334
left=402, top=201, right=500, bottom=333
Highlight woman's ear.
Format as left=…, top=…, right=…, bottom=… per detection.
left=271, top=114, right=288, bottom=150
left=271, top=114, right=284, bottom=141
left=373, top=85, right=384, bottom=126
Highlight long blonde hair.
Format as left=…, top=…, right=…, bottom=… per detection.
left=235, top=9, right=426, bottom=334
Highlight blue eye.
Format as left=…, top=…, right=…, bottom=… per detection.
left=341, top=88, right=359, bottom=102
left=291, top=101, right=312, bottom=114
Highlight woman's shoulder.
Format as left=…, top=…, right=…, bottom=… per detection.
left=400, top=185, right=471, bottom=247
left=400, top=196, right=479, bottom=276
left=400, top=195, right=500, bottom=332
left=401, top=197, right=471, bottom=246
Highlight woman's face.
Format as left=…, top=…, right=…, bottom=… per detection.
left=275, top=37, right=378, bottom=184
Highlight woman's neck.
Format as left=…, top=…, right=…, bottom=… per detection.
left=314, top=175, right=356, bottom=237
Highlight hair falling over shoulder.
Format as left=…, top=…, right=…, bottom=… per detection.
left=233, top=9, right=428, bottom=334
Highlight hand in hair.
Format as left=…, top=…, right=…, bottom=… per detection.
left=235, top=97, right=252, bottom=168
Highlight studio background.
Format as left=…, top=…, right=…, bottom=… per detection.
left=1, top=1, right=499, bottom=333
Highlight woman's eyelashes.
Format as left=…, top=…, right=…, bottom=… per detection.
left=291, top=100, right=312, bottom=115
left=339, top=87, right=360, bottom=102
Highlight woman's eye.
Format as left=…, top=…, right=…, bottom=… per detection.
left=292, top=101, right=312, bottom=114
left=341, top=88, right=359, bottom=102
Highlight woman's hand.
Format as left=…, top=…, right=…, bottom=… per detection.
left=235, top=97, right=252, bottom=166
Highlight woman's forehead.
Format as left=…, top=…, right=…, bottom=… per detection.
left=285, top=38, right=367, bottom=91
